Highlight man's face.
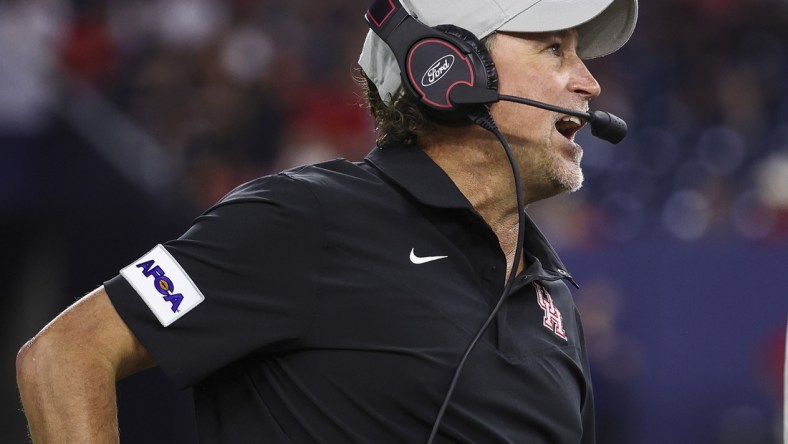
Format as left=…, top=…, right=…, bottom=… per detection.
left=489, top=30, right=601, bottom=200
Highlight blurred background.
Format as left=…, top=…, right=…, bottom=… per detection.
left=1, top=0, right=785, bottom=442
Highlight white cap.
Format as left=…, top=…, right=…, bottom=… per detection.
left=359, top=0, right=638, bottom=103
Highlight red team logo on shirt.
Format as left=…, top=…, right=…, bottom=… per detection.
left=533, top=283, right=567, bottom=341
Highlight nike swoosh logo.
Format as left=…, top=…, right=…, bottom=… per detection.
left=409, top=248, right=448, bottom=264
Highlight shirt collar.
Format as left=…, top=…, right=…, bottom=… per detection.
left=520, top=213, right=577, bottom=286
left=365, top=144, right=473, bottom=210
left=364, top=144, right=575, bottom=282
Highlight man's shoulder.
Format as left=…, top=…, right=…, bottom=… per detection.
left=283, top=157, right=380, bottom=186
left=216, top=158, right=382, bottom=207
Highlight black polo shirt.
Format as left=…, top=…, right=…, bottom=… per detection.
left=106, top=144, right=595, bottom=443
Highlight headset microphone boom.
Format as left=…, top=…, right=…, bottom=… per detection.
left=447, top=83, right=628, bottom=144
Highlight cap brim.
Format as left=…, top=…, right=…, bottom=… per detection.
left=497, top=0, right=637, bottom=59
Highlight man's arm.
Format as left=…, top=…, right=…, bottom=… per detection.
left=16, top=286, right=155, bottom=443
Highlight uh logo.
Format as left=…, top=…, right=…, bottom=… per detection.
left=136, top=259, right=184, bottom=313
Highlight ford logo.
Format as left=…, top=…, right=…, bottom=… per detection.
left=421, top=55, right=455, bottom=87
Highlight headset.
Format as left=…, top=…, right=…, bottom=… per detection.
left=364, top=0, right=627, bottom=442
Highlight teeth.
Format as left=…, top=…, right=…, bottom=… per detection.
left=560, top=116, right=583, bottom=125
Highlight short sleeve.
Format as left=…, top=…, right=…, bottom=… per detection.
left=105, top=174, right=324, bottom=388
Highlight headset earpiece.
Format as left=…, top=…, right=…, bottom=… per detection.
left=365, top=0, right=498, bottom=125
left=410, top=25, right=498, bottom=125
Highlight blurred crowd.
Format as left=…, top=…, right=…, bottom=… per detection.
left=1, top=0, right=786, bottom=443
left=1, top=0, right=376, bottom=212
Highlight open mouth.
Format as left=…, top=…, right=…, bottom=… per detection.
left=555, top=115, right=587, bottom=141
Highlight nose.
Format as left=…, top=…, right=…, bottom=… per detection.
left=568, top=56, right=602, bottom=99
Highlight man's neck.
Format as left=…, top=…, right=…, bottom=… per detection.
left=421, top=127, right=526, bottom=275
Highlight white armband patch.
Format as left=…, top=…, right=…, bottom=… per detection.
left=120, top=244, right=205, bottom=327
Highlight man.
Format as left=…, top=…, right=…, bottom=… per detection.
left=16, top=0, right=637, bottom=442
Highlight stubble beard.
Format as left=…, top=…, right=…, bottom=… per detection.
left=546, top=146, right=584, bottom=193
left=509, top=130, right=585, bottom=200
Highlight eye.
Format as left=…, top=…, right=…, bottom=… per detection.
left=548, top=43, right=563, bottom=57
